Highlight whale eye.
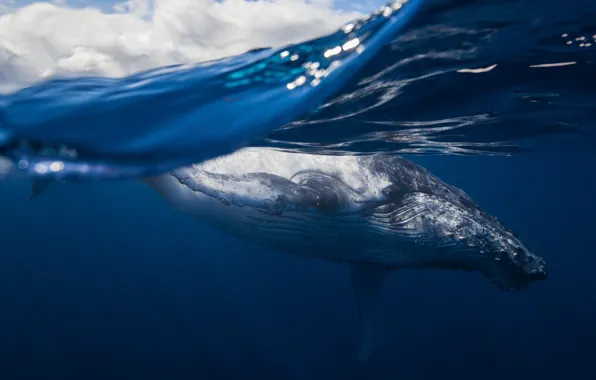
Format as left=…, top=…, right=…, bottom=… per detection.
left=381, top=184, right=405, bottom=199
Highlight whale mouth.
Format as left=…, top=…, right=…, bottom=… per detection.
left=486, top=256, right=548, bottom=291
left=521, top=259, right=548, bottom=281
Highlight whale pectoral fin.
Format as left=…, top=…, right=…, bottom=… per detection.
left=350, top=263, right=390, bottom=362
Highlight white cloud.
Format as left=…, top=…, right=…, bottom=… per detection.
left=0, top=0, right=362, bottom=93
left=0, top=1, right=16, bottom=15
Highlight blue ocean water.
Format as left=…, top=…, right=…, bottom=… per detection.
left=1, top=0, right=595, bottom=379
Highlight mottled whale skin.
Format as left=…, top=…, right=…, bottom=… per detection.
left=144, top=148, right=547, bottom=361
left=146, top=148, right=547, bottom=288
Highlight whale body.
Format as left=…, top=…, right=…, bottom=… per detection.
left=146, top=148, right=547, bottom=285
left=143, top=148, right=547, bottom=360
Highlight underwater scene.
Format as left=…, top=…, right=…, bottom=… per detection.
left=0, top=0, right=595, bottom=379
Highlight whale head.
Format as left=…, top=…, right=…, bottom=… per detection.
left=396, top=192, right=547, bottom=290
left=474, top=228, right=547, bottom=291
left=368, top=156, right=548, bottom=291
left=375, top=189, right=547, bottom=291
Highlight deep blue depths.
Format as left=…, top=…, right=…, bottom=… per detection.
left=1, top=0, right=596, bottom=379
left=1, top=146, right=595, bottom=379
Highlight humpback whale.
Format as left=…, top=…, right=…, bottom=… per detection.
left=143, top=148, right=547, bottom=360
left=28, top=148, right=547, bottom=360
